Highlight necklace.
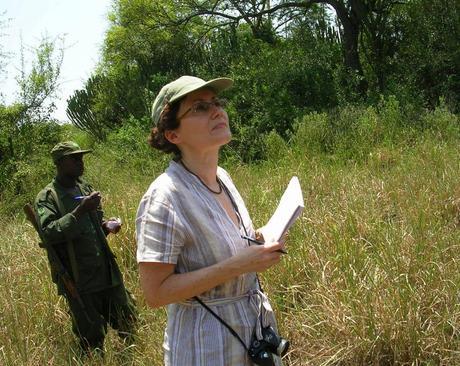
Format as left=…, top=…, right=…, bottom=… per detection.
left=180, top=160, right=223, bottom=194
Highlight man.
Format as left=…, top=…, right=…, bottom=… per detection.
left=35, top=141, right=136, bottom=353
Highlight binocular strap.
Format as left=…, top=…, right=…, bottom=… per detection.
left=194, top=295, right=249, bottom=351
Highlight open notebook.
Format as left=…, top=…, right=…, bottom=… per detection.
left=259, top=176, right=304, bottom=243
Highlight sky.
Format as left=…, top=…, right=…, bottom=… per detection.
left=1, top=0, right=113, bottom=121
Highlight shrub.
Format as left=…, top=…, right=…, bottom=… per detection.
left=421, top=100, right=459, bottom=139
left=291, top=112, right=331, bottom=154
left=288, top=97, right=459, bottom=162
left=105, top=116, right=152, bottom=162
left=263, top=130, right=290, bottom=162
left=0, top=121, right=63, bottom=214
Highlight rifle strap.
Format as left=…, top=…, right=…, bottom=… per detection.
left=48, top=187, right=80, bottom=283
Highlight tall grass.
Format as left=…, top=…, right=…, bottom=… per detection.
left=1, top=104, right=459, bottom=365
left=244, top=140, right=460, bottom=365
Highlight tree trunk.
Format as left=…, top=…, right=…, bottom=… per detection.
left=8, top=135, right=14, bottom=159
left=329, top=0, right=368, bottom=96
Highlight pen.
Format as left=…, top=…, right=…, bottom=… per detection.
left=241, top=234, right=264, bottom=245
left=73, top=196, right=85, bottom=200
left=240, top=235, right=287, bottom=254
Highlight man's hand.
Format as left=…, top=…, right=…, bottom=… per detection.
left=73, top=191, right=101, bottom=219
left=103, top=217, right=122, bottom=234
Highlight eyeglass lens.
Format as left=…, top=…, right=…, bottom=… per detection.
left=192, top=99, right=226, bottom=114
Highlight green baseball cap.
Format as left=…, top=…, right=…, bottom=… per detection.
left=51, top=141, right=92, bottom=163
left=151, top=75, right=233, bottom=126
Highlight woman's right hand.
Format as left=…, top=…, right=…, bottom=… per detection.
left=139, top=241, right=284, bottom=308
left=231, top=241, right=284, bottom=274
left=139, top=240, right=285, bottom=308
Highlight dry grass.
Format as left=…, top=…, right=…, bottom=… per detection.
left=1, top=137, right=459, bottom=365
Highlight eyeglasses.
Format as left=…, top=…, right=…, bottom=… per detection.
left=177, top=98, right=227, bottom=120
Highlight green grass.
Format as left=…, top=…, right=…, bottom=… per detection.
left=1, top=115, right=460, bottom=365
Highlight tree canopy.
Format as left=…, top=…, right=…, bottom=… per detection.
left=64, top=0, right=459, bottom=159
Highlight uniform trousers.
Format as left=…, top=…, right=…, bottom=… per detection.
left=65, top=285, right=137, bottom=350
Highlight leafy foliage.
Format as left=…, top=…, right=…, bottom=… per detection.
left=390, top=0, right=460, bottom=111
left=15, top=36, right=63, bottom=124
left=61, top=0, right=459, bottom=162
left=291, top=96, right=459, bottom=161
left=0, top=36, right=64, bottom=204
left=66, top=74, right=119, bottom=141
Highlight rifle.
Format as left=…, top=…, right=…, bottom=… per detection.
left=23, top=203, right=91, bottom=322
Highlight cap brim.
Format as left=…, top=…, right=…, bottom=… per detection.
left=170, top=77, right=233, bottom=104
left=66, top=149, right=92, bottom=156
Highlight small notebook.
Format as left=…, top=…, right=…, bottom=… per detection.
left=259, top=176, right=304, bottom=243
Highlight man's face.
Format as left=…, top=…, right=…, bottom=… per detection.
left=58, top=153, right=84, bottom=178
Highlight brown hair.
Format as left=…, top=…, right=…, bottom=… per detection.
left=148, top=101, right=182, bottom=158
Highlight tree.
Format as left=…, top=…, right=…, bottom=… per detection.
left=163, top=0, right=404, bottom=97
left=66, top=73, right=138, bottom=141
left=71, top=0, right=342, bottom=159
left=66, top=0, right=212, bottom=140
left=66, top=75, right=108, bottom=141
left=359, top=1, right=400, bottom=93
left=392, top=0, right=460, bottom=110
left=1, top=36, right=63, bottom=155
left=15, top=36, right=64, bottom=124
left=0, top=36, right=64, bottom=193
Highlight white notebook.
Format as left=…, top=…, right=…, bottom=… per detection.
left=259, top=176, right=304, bottom=243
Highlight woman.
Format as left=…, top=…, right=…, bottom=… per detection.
left=136, top=76, right=286, bottom=365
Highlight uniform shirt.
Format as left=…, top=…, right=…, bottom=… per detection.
left=35, top=178, right=122, bottom=295
left=136, top=161, right=282, bottom=366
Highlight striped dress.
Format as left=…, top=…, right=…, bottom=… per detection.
left=136, top=160, right=282, bottom=366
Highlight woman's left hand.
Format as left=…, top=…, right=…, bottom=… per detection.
left=255, top=228, right=288, bottom=251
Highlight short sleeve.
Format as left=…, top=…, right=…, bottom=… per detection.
left=136, top=196, right=186, bottom=264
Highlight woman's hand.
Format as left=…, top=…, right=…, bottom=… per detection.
left=255, top=228, right=288, bottom=253
left=229, top=241, right=284, bottom=274
left=139, top=241, right=285, bottom=308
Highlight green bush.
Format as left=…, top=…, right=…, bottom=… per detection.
left=105, top=116, right=152, bottom=161
left=86, top=116, right=170, bottom=188
left=1, top=156, right=55, bottom=214
left=0, top=121, right=64, bottom=215
left=291, top=112, right=330, bottom=154
left=262, top=130, right=290, bottom=162
left=421, top=101, right=459, bottom=139
left=289, top=97, right=459, bottom=162
left=334, top=105, right=382, bottom=160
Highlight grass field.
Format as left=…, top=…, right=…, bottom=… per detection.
left=1, top=118, right=460, bottom=365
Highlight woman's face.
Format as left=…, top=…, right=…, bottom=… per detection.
left=166, top=88, right=231, bottom=154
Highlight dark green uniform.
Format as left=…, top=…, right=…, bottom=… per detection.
left=35, top=177, right=136, bottom=350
